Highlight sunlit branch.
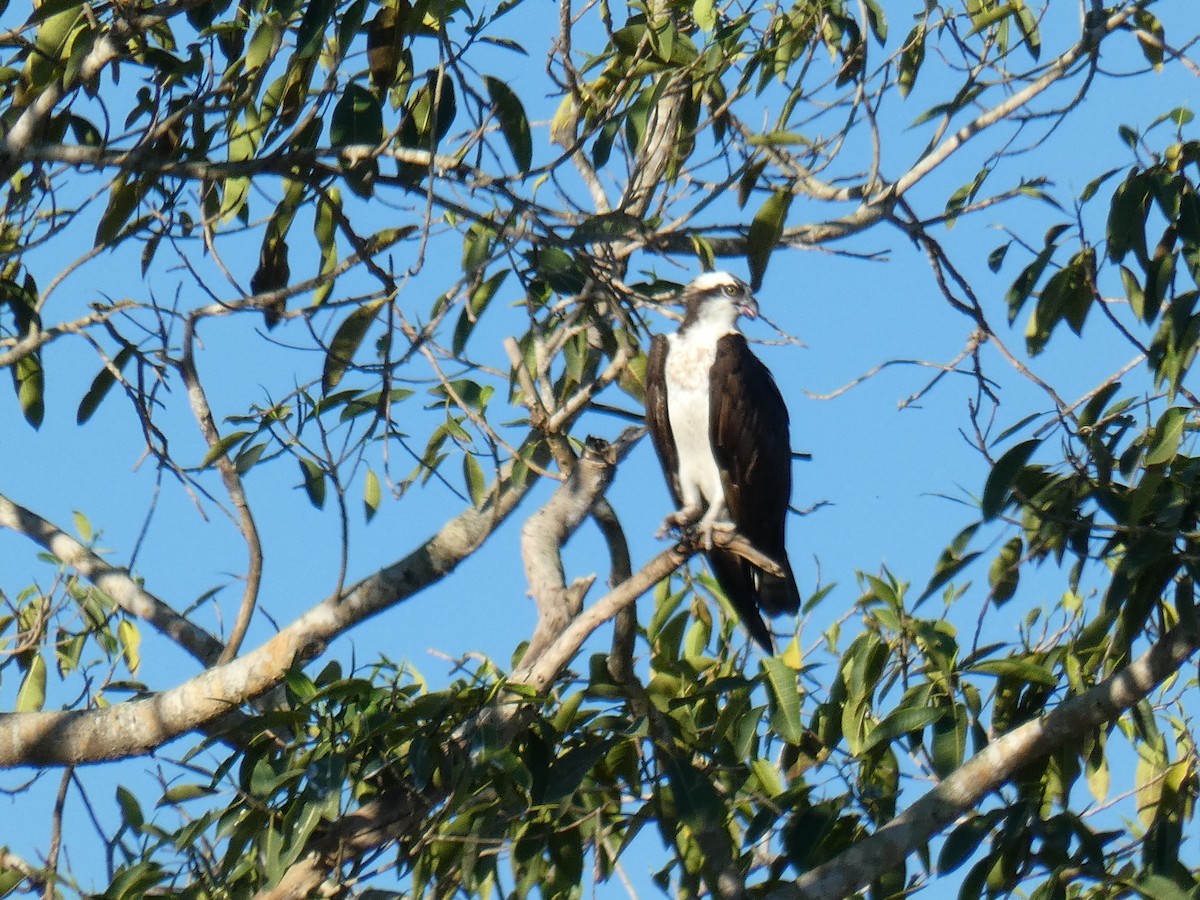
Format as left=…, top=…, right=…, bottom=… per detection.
left=0, top=492, right=224, bottom=667
left=0, top=303, right=136, bottom=369
left=778, top=624, right=1200, bottom=900
left=180, top=316, right=263, bottom=664
left=885, top=4, right=1140, bottom=204
left=0, top=445, right=545, bottom=767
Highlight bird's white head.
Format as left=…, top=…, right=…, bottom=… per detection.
left=681, top=271, right=760, bottom=328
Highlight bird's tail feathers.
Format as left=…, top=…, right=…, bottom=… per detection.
left=757, top=563, right=802, bottom=617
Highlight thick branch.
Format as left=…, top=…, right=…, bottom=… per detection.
left=0, top=492, right=224, bottom=666
left=519, top=436, right=623, bottom=663
left=252, top=501, right=695, bottom=900
left=0, top=463, right=538, bottom=767
left=775, top=625, right=1200, bottom=900
left=4, top=142, right=471, bottom=184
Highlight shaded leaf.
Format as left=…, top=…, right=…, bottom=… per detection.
left=484, top=75, right=533, bottom=171
left=367, top=1, right=411, bottom=89
left=981, top=439, right=1039, bottom=519
left=939, top=814, right=993, bottom=874
left=746, top=189, right=792, bottom=290
left=299, top=458, right=327, bottom=509
left=77, top=347, right=133, bottom=425
left=859, top=706, right=944, bottom=756
left=331, top=83, right=383, bottom=146
left=323, top=299, right=384, bottom=394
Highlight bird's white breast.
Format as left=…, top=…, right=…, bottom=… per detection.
left=665, top=320, right=729, bottom=507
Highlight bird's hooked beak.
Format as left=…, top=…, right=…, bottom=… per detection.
left=738, top=295, right=760, bottom=320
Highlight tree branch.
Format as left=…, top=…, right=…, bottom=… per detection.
left=0, top=492, right=224, bottom=666
left=0, top=458, right=541, bottom=767
left=775, top=624, right=1200, bottom=900
left=180, top=316, right=263, bottom=664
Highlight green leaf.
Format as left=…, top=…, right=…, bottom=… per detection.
left=116, top=785, right=144, bottom=831
left=859, top=706, right=944, bottom=756
left=862, top=0, right=887, bottom=43
left=15, top=653, right=47, bottom=712
left=938, top=814, right=993, bottom=874
left=1013, top=1, right=1040, bottom=60
left=312, top=189, right=340, bottom=306
left=77, top=347, right=133, bottom=424
left=118, top=619, right=140, bottom=674
left=931, top=704, right=966, bottom=777
left=919, top=522, right=980, bottom=603
left=987, top=537, right=1022, bottom=605
left=299, top=458, right=327, bottom=509
left=987, top=241, right=1010, bottom=273
left=462, top=454, right=486, bottom=506
left=95, top=175, right=145, bottom=247
left=295, top=0, right=336, bottom=57
left=544, top=739, right=615, bottom=803
left=453, top=269, right=508, bottom=356
left=1145, top=406, right=1186, bottom=467
left=13, top=352, right=44, bottom=428
left=969, top=658, right=1058, bottom=686
left=1120, top=264, right=1146, bottom=320
left=1078, top=382, right=1122, bottom=428
left=199, top=430, right=251, bottom=469
left=409, top=71, right=457, bottom=143
left=1107, top=170, right=1150, bottom=263
left=484, top=76, right=532, bottom=171
left=363, top=468, right=382, bottom=521
left=1006, top=241, right=1059, bottom=323
left=660, top=747, right=723, bottom=830
left=1133, top=10, right=1165, bottom=72
left=1133, top=875, right=1191, bottom=900
left=330, top=83, right=383, bottom=146
left=283, top=667, right=318, bottom=703
left=761, top=656, right=804, bottom=745
left=323, top=299, right=384, bottom=394
left=746, top=189, right=792, bottom=290
left=898, top=24, right=926, bottom=98
left=158, top=783, right=216, bottom=806
left=966, top=1, right=1020, bottom=37
left=981, top=439, right=1039, bottom=519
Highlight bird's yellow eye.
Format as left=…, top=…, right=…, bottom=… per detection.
left=723, top=283, right=739, bottom=296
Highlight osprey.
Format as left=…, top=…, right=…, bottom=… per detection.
left=644, top=272, right=801, bottom=651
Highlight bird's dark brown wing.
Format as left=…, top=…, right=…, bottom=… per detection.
left=644, top=334, right=682, bottom=505
left=708, top=334, right=801, bottom=646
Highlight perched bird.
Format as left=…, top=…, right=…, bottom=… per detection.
left=644, top=271, right=801, bottom=651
